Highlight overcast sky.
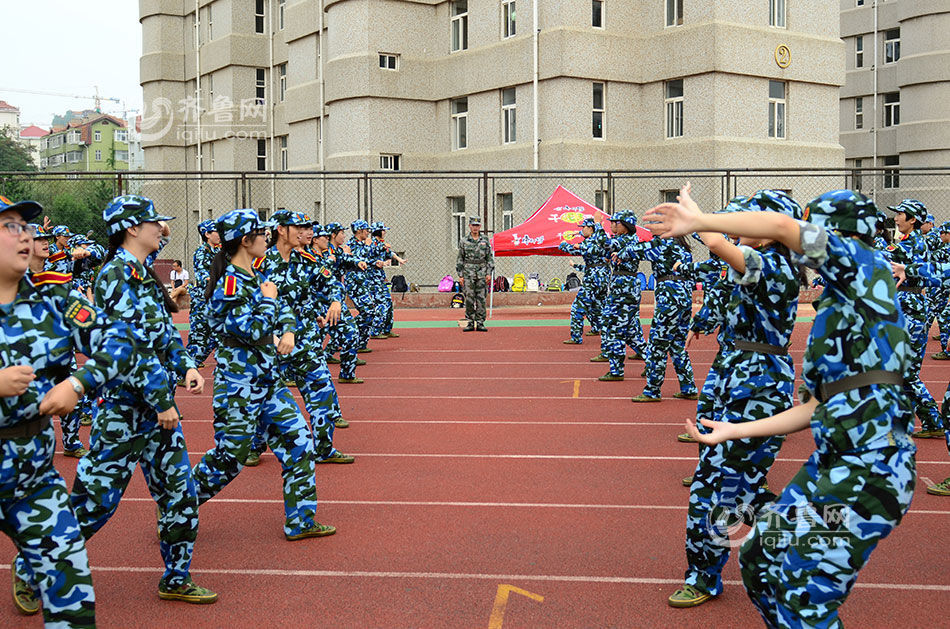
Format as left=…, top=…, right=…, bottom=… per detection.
left=1, top=1, right=143, bottom=127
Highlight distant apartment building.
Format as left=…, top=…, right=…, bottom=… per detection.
left=19, top=125, right=49, bottom=169
left=0, top=100, right=20, bottom=136
left=39, top=114, right=129, bottom=172
left=840, top=1, right=950, bottom=209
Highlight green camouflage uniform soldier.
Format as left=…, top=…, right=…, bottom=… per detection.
left=456, top=216, right=493, bottom=332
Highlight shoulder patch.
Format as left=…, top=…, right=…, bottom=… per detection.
left=65, top=299, right=96, bottom=328
left=252, top=256, right=266, bottom=269
left=127, top=263, right=143, bottom=281
left=48, top=250, right=68, bottom=263
left=886, top=244, right=897, bottom=252
left=223, top=275, right=238, bottom=296
left=320, top=267, right=332, bottom=278
left=32, top=271, right=73, bottom=286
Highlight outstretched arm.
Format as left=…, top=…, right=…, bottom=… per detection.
left=685, top=397, right=817, bottom=444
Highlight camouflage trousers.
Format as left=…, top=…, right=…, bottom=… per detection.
left=325, top=308, right=360, bottom=379
left=937, top=292, right=950, bottom=350
left=251, top=354, right=341, bottom=459
left=372, top=279, right=395, bottom=335
left=600, top=277, right=646, bottom=376
left=642, top=281, right=696, bottom=397
left=186, top=296, right=217, bottom=365
left=897, top=293, right=941, bottom=430
left=69, top=398, right=199, bottom=587
left=60, top=395, right=94, bottom=453
left=927, top=287, right=949, bottom=338
left=568, top=280, right=604, bottom=342
left=739, top=446, right=915, bottom=628
left=348, top=286, right=376, bottom=350
left=695, top=342, right=731, bottom=422
left=4, top=426, right=95, bottom=628
left=463, top=273, right=488, bottom=324
left=193, top=374, right=319, bottom=536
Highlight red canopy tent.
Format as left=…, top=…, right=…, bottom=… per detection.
left=491, top=185, right=651, bottom=257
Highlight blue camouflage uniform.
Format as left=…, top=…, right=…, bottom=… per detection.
left=322, top=223, right=362, bottom=379
left=683, top=191, right=802, bottom=600
left=929, top=222, right=950, bottom=353
left=880, top=199, right=941, bottom=433
left=738, top=190, right=916, bottom=628
left=559, top=218, right=608, bottom=343
left=598, top=211, right=647, bottom=378
left=345, top=221, right=376, bottom=351
left=368, top=222, right=396, bottom=338
left=190, top=209, right=334, bottom=540
left=628, top=236, right=697, bottom=399
left=68, top=195, right=210, bottom=597
left=2, top=198, right=134, bottom=628
left=186, top=220, right=219, bottom=366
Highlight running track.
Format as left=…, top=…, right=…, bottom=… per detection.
left=3, top=304, right=950, bottom=627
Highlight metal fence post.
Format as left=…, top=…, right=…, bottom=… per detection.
left=606, top=171, right=614, bottom=214
left=240, top=173, right=248, bottom=208
left=482, top=172, right=489, bottom=225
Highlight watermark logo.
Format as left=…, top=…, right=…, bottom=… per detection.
left=139, top=95, right=269, bottom=143
left=706, top=501, right=853, bottom=549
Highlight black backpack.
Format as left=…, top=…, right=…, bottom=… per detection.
left=391, top=274, right=408, bottom=293
left=565, top=272, right=581, bottom=290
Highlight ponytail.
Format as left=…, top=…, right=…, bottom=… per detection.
left=205, top=237, right=243, bottom=301
left=104, top=230, right=179, bottom=313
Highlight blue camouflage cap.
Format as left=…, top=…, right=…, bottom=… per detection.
left=805, top=190, right=879, bottom=238
left=51, top=225, right=73, bottom=237
left=371, top=221, right=388, bottom=232
left=887, top=199, right=927, bottom=223
left=717, top=195, right=748, bottom=214
left=579, top=217, right=598, bottom=228
left=351, top=219, right=370, bottom=232
left=326, top=222, right=344, bottom=233
left=272, top=209, right=311, bottom=227
left=926, top=213, right=936, bottom=224
left=609, top=210, right=638, bottom=230
left=29, top=224, right=51, bottom=239
left=67, top=234, right=96, bottom=248
left=742, top=190, right=804, bottom=220
left=313, top=223, right=331, bottom=238
left=198, top=219, right=217, bottom=236
left=103, top=195, right=174, bottom=236
left=0, top=195, right=43, bottom=222
left=939, top=221, right=950, bottom=234
left=216, top=208, right=270, bottom=242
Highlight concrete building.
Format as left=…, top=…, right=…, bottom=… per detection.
left=19, top=125, right=50, bottom=169
left=0, top=101, right=20, bottom=136
left=40, top=114, right=130, bottom=172
left=840, top=0, right=950, bottom=210
left=140, top=0, right=845, bottom=278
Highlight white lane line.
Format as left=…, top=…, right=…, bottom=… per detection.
left=170, top=420, right=687, bottom=426
left=179, top=395, right=653, bottom=400
left=0, top=564, right=943, bottom=592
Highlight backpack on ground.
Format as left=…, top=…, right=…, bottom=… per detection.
left=526, top=272, right=541, bottom=292
left=438, top=275, right=455, bottom=292
left=391, top=274, right=408, bottom=293
left=493, top=275, right=510, bottom=292
left=511, top=273, right=527, bottom=292
left=409, top=282, right=420, bottom=292
left=451, top=292, right=465, bottom=308
left=546, top=277, right=562, bottom=291
left=565, top=272, right=581, bottom=290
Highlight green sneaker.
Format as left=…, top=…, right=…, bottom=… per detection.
left=63, top=446, right=89, bottom=459
left=79, top=413, right=93, bottom=426
left=589, top=354, right=609, bottom=363
left=912, top=429, right=945, bottom=439
left=317, top=451, right=355, bottom=464
left=598, top=373, right=624, bottom=382
left=563, top=339, right=582, bottom=345
left=932, top=351, right=950, bottom=361
left=334, top=418, right=350, bottom=429
left=677, top=432, right=696, bottom=443
left=586, top=330, right=600, bottom=336
left=355, top=359, right=367, bottom=366
left=357, top=348, right=372, bottom=354
left=632, top=394, right=662, bottom=403
left=338, top=377, right=364, bottom=384
left=244, top=452, right=262, bottom=467
left=371, top=334, right=389, bottom=340
left=682, top=476, right=693, bottom=487
left=158, top=577, right=218, bottom=604
left=11, top=562, right=39, bottom=615
left=286, top=522, right=336, bottom=541
left=673, top=392, right=699, bottom=400
left=668, top=584, right=713, bottom=608
left=326, top=356, right=341, bottom=364
left=387, top=332, right=400, bottom=338
left=927, top=478, right=950, bottom=496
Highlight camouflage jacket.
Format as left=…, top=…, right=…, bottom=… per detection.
left=0, top=272, right=136, bottom=428
left=680, top=257, right=733, bottom=340
left=344, top=237, right=373, bottom=290
left=638, top=237, right=693, bottom=279
left=559, top=227, right=609, bottom=278
left=883, top=231, right=929, bottom=287
left=207, top=262, right=295, bottom=383
left=456, top=235, right=494, bottom=276
left=724, top=244, right=799, bottom=349
left=368, top=238, right=392, bottom=283
left=190, top=243, right=217, bottom=300
left=45, top=248, right=72, bottom=274
left=94, top=247, right=194, bottom=412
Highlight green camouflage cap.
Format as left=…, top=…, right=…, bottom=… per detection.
left=805, top=189, right=879, bottom=238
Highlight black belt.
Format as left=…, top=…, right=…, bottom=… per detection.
left=733, top=340, right=789, bottom=356
left=0, top=416, right=51, bottom=440
left=815, top=370, right=904, bottom=404
left=614, top=270, right=637, bottom=277
left=897, top=286, right=925, bottom=294
left=219, top=335, right=273, bottom=348
left=656, top=275, right=689, bottom=283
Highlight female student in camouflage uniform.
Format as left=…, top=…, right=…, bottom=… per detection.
left=1, top=197, right=136, bottom=626
left=67, top=194, right=216, bottom=604
left=559, top=217, right=608, bottom=344
left=651, top=189, right=916, bottom=629
left=320, top=222, right=365, bottom=384
left=190, top=209, right=336, bottom=540
left=187, top=220, right=220, bottom=367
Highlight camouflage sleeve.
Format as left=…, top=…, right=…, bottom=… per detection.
left=216, top=288, right=280, bottom=343
left=906, top=262, right=948, bottom=288
left=456, top=242, right=466, bottom=274
left=485, top=240, right=494, bottom=274
left=791, top=220, right=830, bottom=270
left=730, top=245, right=764, bottom=286
left=336, top=251, right=362, bottom=271
left=166, top=328, right=196, bottom=377
left=193, top=247, right=211, bottom=286
left=54, top=287, right=137, bottom=395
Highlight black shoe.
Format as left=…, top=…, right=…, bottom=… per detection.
left=463, top=322, right=475, bottom=332
left=475, top=323, right=488, bottom=331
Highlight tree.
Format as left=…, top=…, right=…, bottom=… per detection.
left=0, top=127, right=37, bottom=172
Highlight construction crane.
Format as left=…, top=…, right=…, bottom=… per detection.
left=0, top=86, right=123, bottom=113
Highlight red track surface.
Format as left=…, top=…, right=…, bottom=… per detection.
left=3, top=306, right=950, bottom=627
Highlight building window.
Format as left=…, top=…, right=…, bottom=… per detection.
left=451, top=98, right=468, bottom=150
left=503, top=1, right=516, bottom=37
left=380, top=154, right=401, bottom=171
left=853, top=158, right=863, bottom=191
left=883, top=156, right=899, bottom=189
left=95, top=150, right=102, bottom=161
left=502, top=87, right=516, bottom=144
left=856, top=0, right=864, bottom=5
left=855, top=97, right=864, bottom=130
left=66, top=151, right=82, bottom=164
left=594, top=189, right=608, bottom=211
left=666, top=0, right=683, bottom=27
left=592, top=82, right=604, bottom=139
left=40, top=157, right=48, bottom=168
left=449, top=196, right=466, bottom=246
left=379, top=53, right=399, bottom=70
left=855, top=35, right=864, bottom=68
left=256, top=68, right=266, bottom=105
left=278, top=64, right=287, bottom=102
left=451, top=1, right=468, bottom=52
left=592, top=1, right=603, bottom=28
left=883, top=92, right=900, bottom=127
left=278, top=0, right=285, bottom=30
left=499, top=193, right=513, bottom=230
left=661, top=190, right=679, bottom=203
left=207, top=73, right=214, bottom=101
left=280, top=136, right=288, bottom=170
left=769, top=0, right=786, bottom=28
left=665, top=79, right=684, bottom=138
left=209, top=141, right=215, bottom=170
left=115, top=130, right=128, bottom=142
left=257, top=139, right=267, bottom=171
left=255, top=0, right=265, bottom=33
left=67, top=130, right=81, bottom=144
left=114, top=150, right=129, bottom=162
left=768, top=80, right=786, bottom=139
left=207, top=3, right=214, bottom=40
left=40, top=138, right=48, bottom=150
left=93, top=130, right=101, bottom=142
left=884, top=28, right=900, bottom=64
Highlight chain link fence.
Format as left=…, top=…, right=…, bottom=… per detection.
left=2, top=168, right=949, bottom=287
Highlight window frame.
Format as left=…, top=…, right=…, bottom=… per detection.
left=280, top=136, right=288, bottom=171
left=278, top=0, right=286, bottom=30
left=502, top=87, right=516, bottom=144
left=502, top=0, right=516, bottom=38
left=768, top=80, right=787, bottom=139
left=207, top=2, right=214, bottom=40
left=380, top=153, right=401, bottom=171
left=665, top=0, right=683, bottom=27
left=256, top=68, right=266, bottom=105
left=451, top=1, right=469, bottom=53
left=592, top=82, right=605, bottom=140
left=257, top=138, right=267, bottom=171
left=883, top=92, right=900, bottom=127
left=379, top=53, right=399, bottom=70
left=498, top=192, right=514, bottom=230
left=665, top=79, right=684, bottom=139
left=592, top=0, right=604, bottom=29
left=855, top=35, right=864, bottom=68
left=769, top=0, right=786, bottom=28
left=255, top=0, right=266, bottom=34
left=94, top=149, right=102, bottom=162
left=93, top=130, right=101, bottom=143
left=278, top=63, right=287, bottom=102
left=854, top=97, right=864, bottom=130
left=449, top=196, right=467, bottom=247
left=884, top=28, right=900, bottom=65
left=451, top=98, right=468, bottom=150
left=883, top=156, right=899, bottom=189
left=115, top=130, right=128, bottom=143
